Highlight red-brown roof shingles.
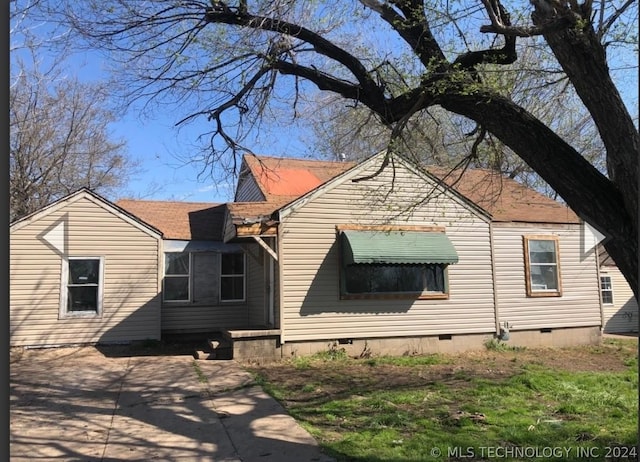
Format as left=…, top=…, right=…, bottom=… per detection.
left=239, top=154, right=578, bottom=224
left=118, top=154, right=579, bottom=241
left=116, top=200, right=226, bottom=240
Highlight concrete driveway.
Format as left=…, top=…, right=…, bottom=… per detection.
left=10, top=346, right=334, bottom=462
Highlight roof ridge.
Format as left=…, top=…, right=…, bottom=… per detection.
left=116, top=198, right=223, bottom=206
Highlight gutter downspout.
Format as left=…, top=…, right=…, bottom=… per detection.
left=488, top=221, right=501, bottom=337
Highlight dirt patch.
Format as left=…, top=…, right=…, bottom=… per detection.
left=244, top=339, right=638, bottom=406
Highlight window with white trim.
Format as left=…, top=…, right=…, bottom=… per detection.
left=600, top=275, right=613, bottom=304
left=63, top=257, right=103, bottom=316
left=220, top=253, right=245, bottom=302
left=524, top=236, right=562, bottom=297
left=164, top=252, right=190, bottom=302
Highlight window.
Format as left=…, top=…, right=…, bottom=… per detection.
left=600, top=275, right=613, bottom=304
left=524, top=236, right=562, bottom=297
left=220, top=253, right=245, bottom=302
left=338, top=228, right=457, bottom=300
left=343, top=263, right=447, bottom=298
left=62, top=257, right=103, bottom=316
left=164, top=252, right=190, bottom=302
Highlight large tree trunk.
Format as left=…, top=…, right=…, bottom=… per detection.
left=440, top=93, right=638, bottom=300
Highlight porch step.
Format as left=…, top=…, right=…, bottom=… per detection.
left=193, top=337, right=233, bottom=360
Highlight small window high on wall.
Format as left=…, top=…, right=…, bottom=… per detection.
left=523, top=236, right=562, bottom=297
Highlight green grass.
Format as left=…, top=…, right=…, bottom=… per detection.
left=248, top=340, right=639, bottom=461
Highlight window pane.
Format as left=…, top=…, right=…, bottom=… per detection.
left=164, top=277, right=189, bottom=301
left=69, top=259, right=99, bottom=284
left=221, top=277, right=244, bottom=301
left=602, top=291, right=613, bottom=304
left=222, top=253, right=244, bottom=275
left=529, top=264, right=558, bottom=290
left=600, top=276, right=612, bottom=290
left=68, top=286, right=98, bottom=311
left=165, top=253, right=189, bottom=275
left=425, top=265, right=445, bottom=292
left=345, top=264, right=444, bottom=294
left=529, top=240, right=557, bottom=263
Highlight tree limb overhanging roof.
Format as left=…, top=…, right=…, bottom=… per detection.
left=231, top=153, right=579, bottom=225
left=116, top=153, right=579, bottom=242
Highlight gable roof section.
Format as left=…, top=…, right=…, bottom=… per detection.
left=239, top=152, right=578, bottom=225
left=242, top=154, right=356, bottom=203
left=10, top=188, right=162, bottom=238
left=427, top=166, right=579, bottom=224
left=116, top=199, right=226, bottom=241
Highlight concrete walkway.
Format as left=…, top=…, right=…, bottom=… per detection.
left=10, top=346, right=334, bottom=461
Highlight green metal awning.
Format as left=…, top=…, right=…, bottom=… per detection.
left=341, top=230, right=459, bottom=265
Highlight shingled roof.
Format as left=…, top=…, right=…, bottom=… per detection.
left=117, top=153, right=578, bottom=243
left=116, top=199, right=226, bottom=240
left=235, top=154, right=578, bottom=224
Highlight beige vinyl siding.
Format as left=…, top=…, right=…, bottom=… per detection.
left=492, top=223, right=601, bottom=330
left=10, top=195, right=160, bottom=347
left=235, top=174, right=265, bottom=202
left=601, top=265, right=638, bottom=333
left=279, top=158, right=496, bottom=342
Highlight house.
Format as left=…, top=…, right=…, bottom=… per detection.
left=112, top=199, right=257, bottom=334
left=9, top=189, right=162, bottom=347
left=220, top=152, right=602, bottom=357
left=598, top=246, right=639, bottom=334
left=10, top=151, right=609, bottom=356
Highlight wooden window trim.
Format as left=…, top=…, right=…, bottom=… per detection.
left=523, top=235, right=562, bottom=297
left=336, top=224, right=446, bottom=233
left=341, top=292, right=449, bottom=301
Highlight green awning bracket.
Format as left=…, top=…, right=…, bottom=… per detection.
left=341, top=230, right=459, bottom=265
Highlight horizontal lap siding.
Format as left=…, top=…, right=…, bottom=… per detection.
left=161, top=304, right=249, bottom=331
left=492, top=224, right=601, bottom=330
left=10, top=196, right=161, bottom=347
left=601, top=266, right=638, bottom=333
left=280, top=161, right=496, bottom=342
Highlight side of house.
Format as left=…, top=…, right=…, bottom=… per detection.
left=599, top=249, right=639, bottom=333
left=230, top=152, right=604, bottom=357
left=491, top=223, right=602, bottom=346
left=116, top=200, right=269, bottom=335
left=10, top=190, right=162, bottom=347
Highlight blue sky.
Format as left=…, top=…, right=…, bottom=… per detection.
left=11, top=3, right=638, bottom=205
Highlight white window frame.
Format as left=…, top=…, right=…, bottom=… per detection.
left=600, top=274, right=614, bottom=305
left=60, top=256, right=104, bottom=318
left=163, top=252, right=191, bottom=303
left=220, top=252, right=246, bottom=302
left=523, top=236, right=562, bottom=297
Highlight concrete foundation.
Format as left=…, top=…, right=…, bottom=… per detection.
left=227, top=326, right=602, bottom=361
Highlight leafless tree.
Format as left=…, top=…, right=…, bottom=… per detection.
left=10, top=0, right=138, bottom=221
left=54, top=0, right=638, bottom=297
left=307, top=46, right=606, bottom=200
left=10, top=60, right=135, bottom=221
